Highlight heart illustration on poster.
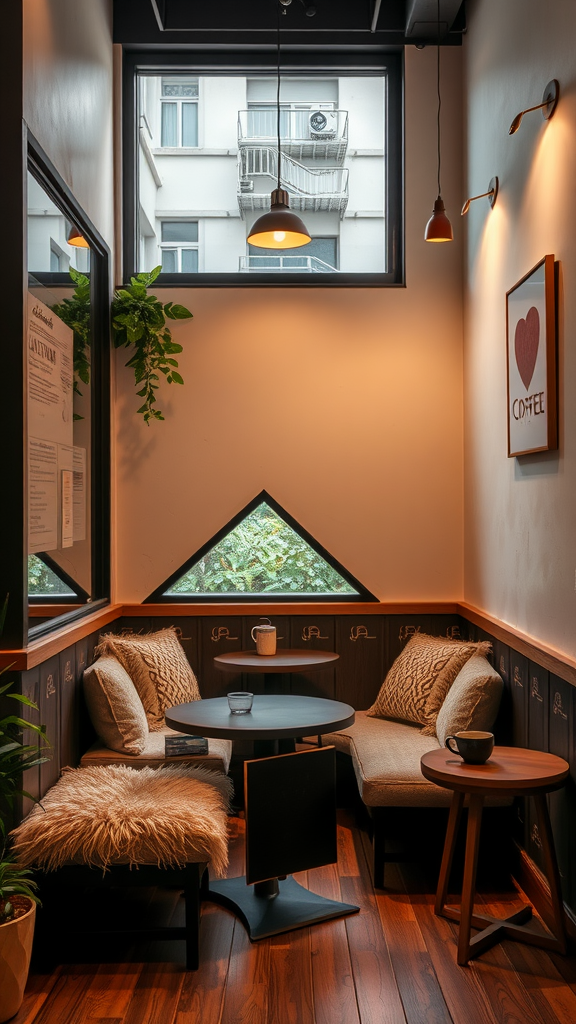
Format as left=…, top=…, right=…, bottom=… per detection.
left=514, top=305, right=540, bottom=391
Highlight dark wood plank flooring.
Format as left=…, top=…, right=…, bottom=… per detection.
left=14, top=812, right=576, bottom=1024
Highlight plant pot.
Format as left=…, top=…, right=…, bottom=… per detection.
left=0, top=900, right=36, bottom=1023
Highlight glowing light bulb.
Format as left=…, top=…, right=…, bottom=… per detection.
left=273, top=231, right=286, bottom=243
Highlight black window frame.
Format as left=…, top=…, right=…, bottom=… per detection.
left=145, top=490, right=377, bottom=603
left=25, top=133, right=111, bottom=642
left=123, top=49, right=404, bottom=288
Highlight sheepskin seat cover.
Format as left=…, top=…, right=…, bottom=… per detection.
left=10, top=764, right=232, bottom=877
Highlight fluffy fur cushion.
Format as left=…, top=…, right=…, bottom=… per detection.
left=83, top=656, right=149, bottom=755
left=95, top=628, right=201, bottom=731
left=10, top=764, right=232, bottom=877
left=367, top=633, right=492, bottom=734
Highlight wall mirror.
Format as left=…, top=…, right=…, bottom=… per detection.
left=26, top=139, right=110, bottom=639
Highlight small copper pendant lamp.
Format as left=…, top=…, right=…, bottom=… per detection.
left=424, top=0, right=453, bottom=243
left=247, top=2, right=311, bottom=250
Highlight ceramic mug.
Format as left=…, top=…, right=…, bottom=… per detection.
left=445, top=730, right=494, bottom=765
left=251, top=623, right=277, bottom=656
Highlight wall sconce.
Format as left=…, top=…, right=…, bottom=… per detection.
left=461, top=177, right=499, bottom=216
left=508, top=80, right=559, bottom=135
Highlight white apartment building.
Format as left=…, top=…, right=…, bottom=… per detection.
left=137, top=74, right=386, bottom=274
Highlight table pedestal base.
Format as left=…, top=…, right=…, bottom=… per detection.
left=208, top=876, right=359, bottom=941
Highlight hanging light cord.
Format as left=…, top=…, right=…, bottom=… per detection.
left=277, top=2, right=282, bottom=192
left=436, top=0, right=441, bottom=197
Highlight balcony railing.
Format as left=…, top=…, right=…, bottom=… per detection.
left=238, top=147, right=349, bottom=217
left=239, top=255, right=338, bottom=273
left=238, top=109, right=349, bottom=163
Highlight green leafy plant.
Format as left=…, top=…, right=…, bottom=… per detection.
left=50, top=267, right=91, bottom=417
left=0, top=669, right=50, bottom=923
left=168, top=503, right=356, bottom=596
left=112, top=266, right=193, bottom=424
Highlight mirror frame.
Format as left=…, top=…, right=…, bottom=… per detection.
left=0, top=129, right=111, bottom=647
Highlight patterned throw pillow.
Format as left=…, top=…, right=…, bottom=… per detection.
left=366, top=633, right=492, bottom=734
left=95, top=627, right=201, bottom=730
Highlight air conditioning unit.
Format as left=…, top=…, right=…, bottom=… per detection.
left=309, top=110, right=337, bottom=139
left=239, top=178, right=254, bottom=193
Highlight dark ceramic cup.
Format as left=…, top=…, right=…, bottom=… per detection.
left=445, top=730, right=494, bottom=765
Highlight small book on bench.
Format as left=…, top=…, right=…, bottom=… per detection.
left=165, top=734, right=209, bottom=757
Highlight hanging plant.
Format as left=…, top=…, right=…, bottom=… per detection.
left=50, top=266, right=91, bottom=419
left=112, top=267, right=193, bottom=424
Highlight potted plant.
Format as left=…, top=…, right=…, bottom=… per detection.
left=0, top=670, right=49, bottom=1022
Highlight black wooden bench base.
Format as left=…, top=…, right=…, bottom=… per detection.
left=34, top=861, right=207, bottom=970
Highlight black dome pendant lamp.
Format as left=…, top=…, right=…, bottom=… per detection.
left=247, top=1, right=311, bottom=250
left=424, top=0, right=453, bottom=243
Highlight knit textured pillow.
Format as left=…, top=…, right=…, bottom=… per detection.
left=367, top=633, right=492, bottom=735
left=95, top=627, right=201, bottom=731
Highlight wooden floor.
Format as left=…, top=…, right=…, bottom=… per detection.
left=13, top=811, right=576, bottom=1024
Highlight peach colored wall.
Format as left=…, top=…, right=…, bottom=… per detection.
left=463, top=1, right=576, bottom=657
left=114, top=47, right=465, bottom=603
left=23, top=0, right=115, bottom=246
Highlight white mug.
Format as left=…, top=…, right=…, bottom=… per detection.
left=251, top=624, right=277, bottom=656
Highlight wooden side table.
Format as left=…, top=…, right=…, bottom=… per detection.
left=420, top=746, right=569, bottom=965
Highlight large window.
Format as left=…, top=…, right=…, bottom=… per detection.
left=125, top=54, right=403, bottom=286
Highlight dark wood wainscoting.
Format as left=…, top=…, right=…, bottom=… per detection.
left=7, top=605, right=576, bottom=928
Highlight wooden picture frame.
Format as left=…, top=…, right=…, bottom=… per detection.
left=506, top=254, right=557, bottom=457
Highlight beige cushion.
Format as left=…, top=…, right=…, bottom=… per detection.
left=80, top=726, right=232, bottom=775
left=435, top=655, right=503, bottom=748
left=83, top=656, right=149, bottom=755
left=96, top=628, right=201, bottom=730
left=324, top=712, right=510, bottom=809
left=11, top=764, right=232, bottom=876
left=367, top=633, right=492, bottom=734
left=325, top=712, right=448, bottom=806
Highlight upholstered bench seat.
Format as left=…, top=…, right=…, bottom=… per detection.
left=80, top=725, right=232, bottom=774
left=323, top=711, right=510, bottom=809
left=319, top=653, right=510, bottom=886
left=10, top=764, right=232, bottom=969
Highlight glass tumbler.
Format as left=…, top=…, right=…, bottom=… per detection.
left=227, top=691, right=254, bottom=714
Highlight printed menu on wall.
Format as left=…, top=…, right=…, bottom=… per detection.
left=27, top=293, right=74, bottom=553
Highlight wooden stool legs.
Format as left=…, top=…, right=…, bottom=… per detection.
left=435, top=791, right=567, bottom=965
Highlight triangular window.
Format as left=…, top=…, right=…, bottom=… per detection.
left=148, top=492, right=375, bottom=602
left=28, top=554, right=84, bottom=599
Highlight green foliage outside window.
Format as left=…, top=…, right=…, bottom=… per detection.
left=28, top=555, right=75, bottom=597
left=166, top=502, right=357, bottom=595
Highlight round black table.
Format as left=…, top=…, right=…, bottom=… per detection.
left=165, top=693, right=354, bottom=746
left=165, top=694, right=358, bottom=941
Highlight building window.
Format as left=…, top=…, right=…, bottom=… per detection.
left=160, top=221, right=199, bottom=272
left=146, top=492, right=375, bottom=602
left=161, top=78, right=199, bottom=147
left=126, top=55, right=403, bottom=286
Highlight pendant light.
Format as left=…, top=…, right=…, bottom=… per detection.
left=424, top=0, right=453, bottom=243
left=247, top=1, right=311, bottom=250
left=67, top=226, right=89, bottom=248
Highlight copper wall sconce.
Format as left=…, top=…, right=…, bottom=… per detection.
left=461, top=177, right=499, bottom=216
left=509, top=80, right=559, bottom=135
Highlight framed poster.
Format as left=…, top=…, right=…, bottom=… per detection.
left=506, top=254, right=557, bottom=457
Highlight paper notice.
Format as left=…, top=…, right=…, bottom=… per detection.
left=73, top=446, right=87, bottom=542
left=61, top=470, right=73, bottom=548
left=27, top=292, right=74, bottom=448
left=28, top=438, right=58, bottom=553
